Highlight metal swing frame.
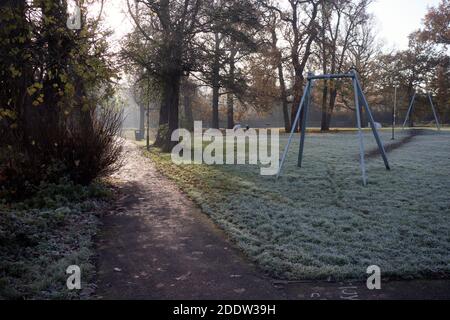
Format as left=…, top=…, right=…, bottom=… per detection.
left=277, top=70, right=390, bottom=186
left=402, top=91, right=441, bottom=131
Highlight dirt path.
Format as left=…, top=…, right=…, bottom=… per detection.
left=95, top=140, right=450, bottom=300
left=365, top=129, right=426, bottom=159
left=95, top=140, right=281, bottom=299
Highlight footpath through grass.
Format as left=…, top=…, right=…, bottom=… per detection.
left=145, top=130, right=450, bottom=281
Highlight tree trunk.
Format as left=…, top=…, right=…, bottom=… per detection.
left=290, top=77, right=304, bottom=133
left=226, top=46, right=236, bottom=129
left=320, top=81, right=329, bottom=131
left=184, top=92, right=194, bottom=131
left=278, top=61, right=290, bottom=132
left=139, top=104, right=145, bottom=138
left=166, top=75, right=181, bottom=152
left=212, top=83, right=220, bottom=129
left=155, top=73, right=181, bottom=151
left=211, top=32, right=221, bottom=129
left=319, top=5, right=329, bottom=132
left=271, top=28, right=290, bottom=132
left=157, top=92, right=169, bottom=129
left=227, top=93, right=234, bottom=129
left=154, top=100, right=168, bottom=147
left=40, top=1, right=70, bottom=150
left=326, top=87, right=338, bottom=129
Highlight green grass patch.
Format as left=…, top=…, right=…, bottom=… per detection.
left=0, top=180, right=110, bottom=299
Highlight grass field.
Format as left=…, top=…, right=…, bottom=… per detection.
left=0, top=182, right=109, bottom=299
left=144, top=129, right=450, bottom=281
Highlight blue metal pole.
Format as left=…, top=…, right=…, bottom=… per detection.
left=428, top=92, right=441, bottom=131
left=356, top=78, right=391, bottom=170
left=403, top=92, right=416, bottom=129
left=307, top=73, right=354, bottom=80
left=298, top=74, right=314, bottom=167
left=392, top=86, right=398, bottom=140
left=277, top=80, right=312, bottom=179
left=352, top=72, right=367, bottom=186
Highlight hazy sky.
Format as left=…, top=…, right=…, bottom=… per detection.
left=100, top=0, right=441, bottom=51
left=369, top=0, right=441, bottom=50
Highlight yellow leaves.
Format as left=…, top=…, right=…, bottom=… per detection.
left=0, top=108, right=16, bottom=120
left=0, top=108, right=17, bottom=129
left=17, top=36, right=26, bottom=44
left=27, top=87, right=35, bottom=96
left=10, top=47, right=20, bottom=55
left=59, top=73, right=68, bottom=83
left=64, top=82, right=75, bottom=96
left=27, top=82, right=43, bottom=96
left=9, top=65, right=21, bottom=78
left=42, top=15, right=56, bottom=26
left=32, top=94, right=44, bottom=106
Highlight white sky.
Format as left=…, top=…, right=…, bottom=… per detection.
left=98, top=0, right=441, bottom=51
left=369, top=0, right=441, bottom=50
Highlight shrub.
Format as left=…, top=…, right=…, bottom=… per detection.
left=0, top=106, right=123, bottom=201
left=0, top=1, right=122, bottom=200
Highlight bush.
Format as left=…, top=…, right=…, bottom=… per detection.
left=0, top=1, right=122, bottom=200
left=0, top=106, right=123, bottom=201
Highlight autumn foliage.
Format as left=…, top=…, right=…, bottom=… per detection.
left=0, top=1, right=122, bottom=198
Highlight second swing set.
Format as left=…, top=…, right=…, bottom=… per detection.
left=402, top=91, right=441, bottom=130
left=277, top=69, right=391, bottom=186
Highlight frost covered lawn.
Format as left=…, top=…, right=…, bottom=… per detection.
left=0, top=182, right=110, bottom=299
left=146, top=130, right=450, bottom=280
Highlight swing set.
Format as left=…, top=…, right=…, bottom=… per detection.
left=277, top=69, right=390, bottom=186
left=402, top=91, right=441, bottom=131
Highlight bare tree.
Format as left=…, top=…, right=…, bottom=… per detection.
left=261, top=0, right=320, bottom=132
left=125, top=0, right=206, bottom=151
left=315, top=0, right=372, bottom=131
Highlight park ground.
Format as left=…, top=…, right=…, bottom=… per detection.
left=95, top=129, right=450, bottom=299
left=0, top=181, right=109, bottom=299
left=146, top=129, right=450, bottom=280
left=2, top=128, right=449, bottom=299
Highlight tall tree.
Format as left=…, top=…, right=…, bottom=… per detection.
left=196, top=0, right=260, bottom=129
left=316, top=0, right=371, bottom=131
left=261, top=0, right=320, bottom=132
left=125, top=0, right=206, bottom=151
left=419, top=0, right=450, bottom=46
left=259, top=9, right=291, bottom=131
